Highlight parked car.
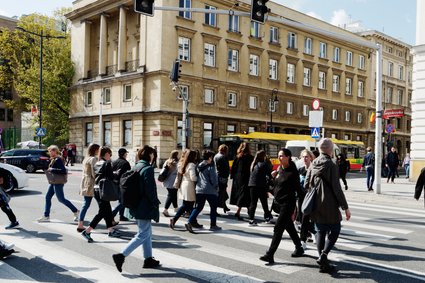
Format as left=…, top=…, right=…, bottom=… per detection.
left=0, top=149, right=50, bottom=173
left=0, top=163, right=29, bottom=192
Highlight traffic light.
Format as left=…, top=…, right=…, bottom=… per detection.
left=251, top=0, right=269, bottom=24
left=134, top=0, right=155, bottom=17
left=170, top=59, right=181, bottom=83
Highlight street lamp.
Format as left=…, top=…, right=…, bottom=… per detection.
left=16, top=27, right=65, bottom=148
left=269, top=88, right=279, bottom=133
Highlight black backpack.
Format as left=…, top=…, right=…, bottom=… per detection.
left=120, top=163, right=148, bottom=209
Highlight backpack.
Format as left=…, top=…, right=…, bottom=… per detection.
left=120, top=163, right=148, bottom=209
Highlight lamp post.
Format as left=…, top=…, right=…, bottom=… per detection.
left=16, top=27, right=65, bottom=148
left=269, top=88, right=279, bottom=133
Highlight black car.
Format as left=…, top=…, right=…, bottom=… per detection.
left=0, top=149, right=50, bottom=173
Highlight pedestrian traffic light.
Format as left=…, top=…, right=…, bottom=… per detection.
left=170, top=59, right=181, bottom=83
left=134, top=0, right=155, bottom=17
left=250, top=0, right=270, bottom=24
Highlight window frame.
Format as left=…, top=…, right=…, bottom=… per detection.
left=103, top=121, right=112, bottom=146
left=319, top=42, right=327, bottom=58
left=333, top=47, right=340, bottom=62
left=287, top=32, right=297, bottom=49
left=179, top=0, right=191, bottom=19
left=287, top=63, right=295, bottom=83
left=345, top=111, right=351, bottom=122
left=332, top=74, right=340, bottom=92
left=346, top=51, right=353, bottom=66
left=359, top=55, right=365, bottom=69
left=178, top=36, right=191, bottom=62
left=304, top=37, right=312, bottom=54
left=123, top=84, right=132, bottom=101
left=303, top=104, right=310, bottom=117
left=303, top=67, right=311, bottom=86
left=345, top=77, right=352, bottom=95
left=227, top=92, right=237, bottom=107
left=286, top=102, right=293, bottom=114
left=203, top=122, right=213, bottom=148
left=204, top=5, right=217, bottom=26
left=250, top=21, right=260, bottom=38
left=204, top=88, right=214, bottom=104
left=318, top=71, right=326, bottom=89
left=270, top=26, right=279, bottom=43
left=102, top=87, right=111, bottom=104
left=227, top=49, right=239, bottom=72
left=228, top=14, right=239, bottom=32
left=358, top=81, right=364, bottom=97
left=249, top=95, right=257, bottom=110
left=357, top=113, right=363, bottom=124
left=123, top=120, right=132, bottom=146
left=249, top=54, right=260, bottom=76
left=85, top=90, right=93, bottom=106
left=204, top=43, right=216, bottom=67
left=332, top=109, right=338, bottom=120
left=269, top=58, right=278, bottom=80
left=85, top=122, right=93, bottom=146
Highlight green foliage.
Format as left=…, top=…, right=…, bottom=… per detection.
left=0, top=9, right=74, bottom=146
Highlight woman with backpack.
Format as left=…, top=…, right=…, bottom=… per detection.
left=161, top=150, right=179, bottom=217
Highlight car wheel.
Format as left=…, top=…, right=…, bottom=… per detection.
left=5, top=177, right=18, bottom=193
left=26, top=163, right=36, bottom=173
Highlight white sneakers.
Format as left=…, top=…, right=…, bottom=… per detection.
left=73, top=210, right=80, bottom=222
left=37, top=216, right=50, bottom=222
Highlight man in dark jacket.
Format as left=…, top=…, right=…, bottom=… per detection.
left=112, top=148, right=131, bottom=221
left=386, top=147, right=399, bottom=184
left=361, top=147, right=375, bottom=191
left=214, top=145, right=230, bottom=213
left=414, top=167, right=425, bottom=207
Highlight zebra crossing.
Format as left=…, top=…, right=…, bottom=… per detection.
left=1, top=201, right=425, bottom=282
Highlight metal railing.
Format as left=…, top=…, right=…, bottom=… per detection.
left=105, top=65, right=117, bottom=76
left=125, top=60, right=138, bottom=72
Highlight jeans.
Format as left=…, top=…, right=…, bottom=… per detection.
left=173, top=200, right=194, bottom=224
left=0, top=201, right=17, bottom=223
left=405, top=165, right=410, bottom=178
left=122, top=219, right=152, bottom=259
left=366, top=166, right=374, bottom=189
left=315, top=222, right=341, bottom=256
left=164, top=188, right=178, bottom=210
left=188, top=194, right=218, bottom=226
left=89, top=191, right=113, bottom=229
left=248, top=186, right=272, bottom=220
left=79, top=196, right=93, bottom=222
left=44, top=184, right=78, bottom=217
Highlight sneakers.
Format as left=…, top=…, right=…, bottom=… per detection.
left=5, top=221, right=20, bottom=229
left=185, top=223, right=195, bottom=234
left=301, top=241, right=307, bottom=250
left=81, top=230, right=94, bottom=243
left=209, top=225, right=222, bottom=231
left=249, top=220, right=258, bottom=226
left=291, top=246, right=305, bottom=257
left=73, top=210, right=80, bottom=222
left=317, top=254, right=335, bottom=273
left=112, top=253, right=125, bottom=272
left=1, top=242, right=14, bottom=250
left=259, top=253, right=274, bottom=264
left=169, top=219, right=175, bottom=230
left=37, top=216, right=50, bottom=222
left=108, top=229, right=121, bottom=238
left=162, top=210, right=170, bottom=217
left=0, top=248, right=15, bottom=259
left=143, top=257, right=160, bottom=268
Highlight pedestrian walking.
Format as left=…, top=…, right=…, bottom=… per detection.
left=304, top=138, right=351, bottom=273
left=247, top=150, right=273, bottom=226
left=214, top=145, right=231, bottom=214
left=230, top=142, right=254, bottom=221
left=414, top=167, right=425, bottom=206
left=161, top=150, right=179, bottom=217
left=259, top=148, right=305, bottom=264
left=361, top=147, right=375, bottom=191
left=386, top=147, right=399, bottom=183
left=0, top=168, right=19, bottom=229
left=112, top=145, right=161, bottom=273
left=81, top=146, right=120, bottom=243
left=402, top=153, right=411, bottom=179
left=37, top=145, right=79, bottom=222
left=66, top=147, right=75, bottom=166
left=0, top=239, right=15, bottom=259
left=77, top=143, right=100, bottom=232
left=169, top=150, right=198, bottom=229
left=336, top=153, right=349, bottom=190
left=112, top=148, right=131, bottom=222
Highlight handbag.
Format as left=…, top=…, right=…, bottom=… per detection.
left=301, top=184, right=318, bottom=215
left=173, top=172, right=183, bottom=189
left=271, top=199, right=281, bottom=214
left=98, top=178, right=120, bottom=201
left=46, top=170, right=68, bottom=184
left=158, top=164, right=170, bottom=182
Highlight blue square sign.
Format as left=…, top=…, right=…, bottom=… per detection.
left=311, top=127, right=321, bottom=139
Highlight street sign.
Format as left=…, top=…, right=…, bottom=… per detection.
left=311, top=127, right=321, bottom=139
left=36, top=127, right=46, bottom=137
left=386, top=124, right=395, bottom=133
left=308, top=110, right=323, bottom=127
left=312, top=98, right=320, bottom=110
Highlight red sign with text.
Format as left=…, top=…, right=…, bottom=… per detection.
left=383, top=109, right=404, bottom=119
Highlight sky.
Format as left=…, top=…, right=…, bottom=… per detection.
left=0, top=0, right=417, bottom=46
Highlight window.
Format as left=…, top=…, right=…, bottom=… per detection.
left=85, top=91, right=93, bottom=106
left=249, top=54, right=260, bottom=76
left=395, top=118, right=401, bottom=129
left=304, top=37, right=312, bottom=54
left=358, top=81, right=364, bottom=97
left=85, top=122, right=93, bottom=146
left=269, top=59, right=278, bottom=80
left=332, top=74, right=340, bottom=92
left=333, top=47, right=340, bottom=62
left=319, top=42, right=327, bottom=58
left=345, top=78, right=352, bottom=95
left=332, top=109, right=338, bottom=120
left=344, top=134, right=350, bottom=141
left=6, top=109, right=13, bottom=121
left=303, top=105, right=309, bottom=116
left=270, top=26, right=279, bottom=43
left=303, top=67, right=311, bottom=86
left=227, top=124, right=236, bottom=134
left=103, top=121, right=111, bottom=146
left=203, top=122, right=213, bottom=148
left=388, top=46, right=393, bottom=53
left=385, top=87, right=393, bottom=103
left=346, top=51, right=353, bottom=66
left=177, top=120, right=183, bottom=147
left=227, top=49, right=239, bottom=71
left=228, top=92, right=237, bottom=107
left=102, top=87, right=111, bottom=104
left=345, top=111, right=351, bottom=122
left=178, top=37, right=191, bottom=62
left=286, top=102, right=293, bottom=114
left=249, top=96, right=257, bottom=109
left=123, top=84, right=131, bottom=101
left=359, top=55, right=365, bottom=70
left=319, top=71, right=326, bottom=89
left=357, top=113, right=363, bottom=124
left=123, top=120, right=132, bottom=146
left=248, top=126, right=256, bottom=133
left=388, top=62, right=394, bottom=76
left=228, top=14, right=239, bottom=32
left=179, top=0, right=191, bottom=19
left=398, top=65, right=404, bottom=80
left=250, top=21, right=260, bottom=38
left=287, top=63, right=295, bottom=83
left=179, top=85, right=189, bottom=100
left=204, top=88, right=214, bottom=104
left=204, top=5, right=216, bottom=26
left=408, top=71, right=412, bottom=83
left=287, top=32, right=296, bottom=49
left=397, top=89, right=403, bottom=105
left=204, top=43, right=216, bottom=67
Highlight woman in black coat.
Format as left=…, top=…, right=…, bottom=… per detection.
left=337, top=153, right=349, bottom=190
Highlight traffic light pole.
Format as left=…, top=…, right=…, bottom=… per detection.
left=171, top=82, right=189, bottom=150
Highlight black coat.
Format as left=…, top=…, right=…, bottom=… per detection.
left=386, top=152, right=399, bottom=168
left=415, top=167, right=425, bottom=207
left=273, top=161, right=302, bottom=205
left=230, top=153, right=254, bottom=207
left=112, top=157, right=131, bottom=180
left=248, top=161, right=271, bottom=189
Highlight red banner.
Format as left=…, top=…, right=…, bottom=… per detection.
left=383, top=109, right=404, bottom=119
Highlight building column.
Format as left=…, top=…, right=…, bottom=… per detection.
left=82, top=20, right=91, bottom=78
left=410, top=0, right=425, bottom=180
left=138, top=14, right=146, bottom=69
left=98, top=13, right=108, bottom=76
left=117, top=6, right=127, bottom=72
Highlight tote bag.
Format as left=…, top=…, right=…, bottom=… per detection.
left=98, top=178, right=120, bottom=201
left=46, top=170, right=68, bottom=185
left=301, top=184, right=318, bottom=215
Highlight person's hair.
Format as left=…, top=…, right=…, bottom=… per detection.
left=367, top=146, right=372, bottom=152
left=180, top=150, right=197, bottom=174
left=280, top=147, right=292, bottom=159
left=168, top=150, right=179, bottom=161
left=137, top=145, right=155, bottom=162
left=48, top=145, right=60, bottom=154
left=300, top=149, right=314, bottom=160
left=318, top=138, right=334, bottom=155
left=218, top=144, right=228, bottom=154
left=251, top=150, right=266, bottom=172
left=98, top=146, right=112, bottom=159
left=201, top=150, right=215, bottom=161
left=87, top=143, right=100, bottom=157
left=236, top=142, right=250, bottom=158
left=312, top=150, right=320, bottom=158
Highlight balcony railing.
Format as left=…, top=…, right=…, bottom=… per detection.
left=105, top=65, right=117, bottom=77
left=86, top=69, right=99, bottom=80
left=125, top=60, right=138, bottom=72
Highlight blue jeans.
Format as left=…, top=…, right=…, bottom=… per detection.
left=188, top=194, right=218, bottom=227
left=122, top=219, right=152, bottom=259
left=44, top=184, right=78, bottom=217
left=315, top=222, right=341, bottom=255
left=366, top=166, right=374, bottom=189
left=404, top=165, right=410, bottom=177
left=79, top=196, right=93, bottom=222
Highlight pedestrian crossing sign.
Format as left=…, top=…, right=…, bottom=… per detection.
left=311, top=127, right=320, bottom=139
left=36, top=127, right=46, bottom=137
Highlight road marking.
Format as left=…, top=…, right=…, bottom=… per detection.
left=350, top=201, right=425, bottom=214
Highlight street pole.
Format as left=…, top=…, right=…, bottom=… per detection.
left=270, top=88, right=278, bottom=133
left=99, top=90, right=103, bottom=145
left=374, top=44, right=383, bottom=194
left=39, top=31, right=43, bottom=149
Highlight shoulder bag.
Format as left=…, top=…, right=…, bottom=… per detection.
left=46, top=170, right=68, bottom=185
left=98, top=178, right=120, bottom=201
left=158, top=164, right=170, bottom=182
left=302, top=173, right=333, bottom=215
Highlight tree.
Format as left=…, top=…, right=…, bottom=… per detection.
left=0, top=9, right=74, bottom=146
